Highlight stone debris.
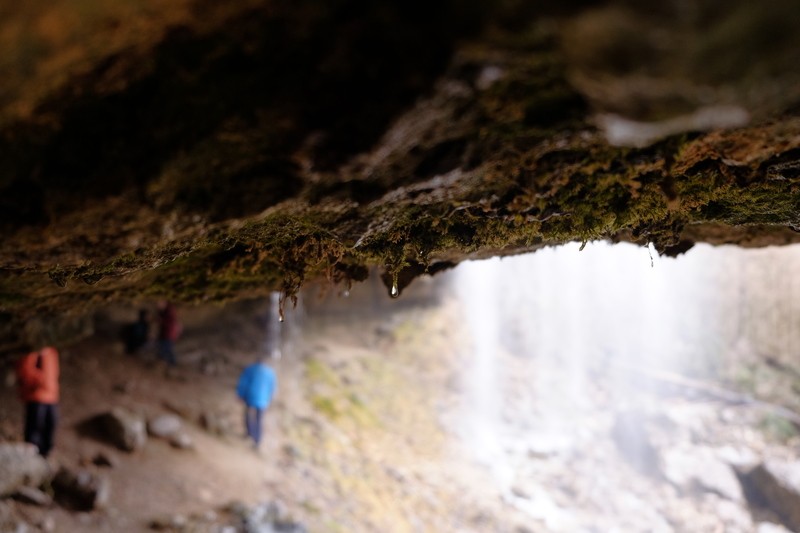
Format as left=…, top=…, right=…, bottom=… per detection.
left=661, top=446, right=743, bottom=501
left=227, top=500, right=306, bottom=533
left=200, top=411, right=235, bottom=437
left=53, top=467, right=110, bottom=511
left=148, top=501, right=307, bottom=532
left=712, top=497, right=753, bottom=532
left=149, top=513, right=188, bottom=530
left=747, top=460, right=800, bottom=532
left=147, top=414, right=183, bottom=439
left=169, top=433, right=195, bottom=450
left=90, top=408, right=148, bottom=452
left=12, top=487, right=52, bottom=507
left=0, top=443, right=50, bottom=498
left=756, top=522, right=793, bottom=533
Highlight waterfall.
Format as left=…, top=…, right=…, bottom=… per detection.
left=456, top=257, right=508, bottom=483
left=453, top=241, right=800, bottom=527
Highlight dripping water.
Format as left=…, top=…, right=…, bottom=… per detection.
left=268, top=291, right=283, bottom=359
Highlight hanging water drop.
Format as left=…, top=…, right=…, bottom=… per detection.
left=391, top=283, right=399, bottom=298
left=267, top=291, right=283, bottom=359
left=277, top=292, right=286, bottom=323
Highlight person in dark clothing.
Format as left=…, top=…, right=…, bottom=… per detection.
left=157, top=301, right=180, bottom=366
left=17, top=346, right=60, bottom=457
left=237, top=357, right=277, bottom=450
left=123, top=309, right=150, bottom=355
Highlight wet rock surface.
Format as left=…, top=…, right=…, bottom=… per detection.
left=746, top=461, right=800, bottom=531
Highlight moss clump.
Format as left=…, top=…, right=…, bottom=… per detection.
left=310, top=396, right=340, bottom=420
left=759, top=412, right=799, bottom=443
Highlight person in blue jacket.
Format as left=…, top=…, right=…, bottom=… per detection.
left=237, top=357, right=277, bottom=450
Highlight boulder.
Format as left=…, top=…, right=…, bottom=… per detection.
left=748, top=461, right=800, bottom=532
left=147, top=414, right=182, bottom=439
left=92, top=408, right=147, bottom=452
left=227, top=500, right=307, bottom=533
left=53, top=467, right=110, bottom=511
left=661, top=447, right=743, bottom=501
left=0, top=443, right=50, bottom=497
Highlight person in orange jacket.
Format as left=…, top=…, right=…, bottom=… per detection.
left=16, top=346, right=60, bottom=457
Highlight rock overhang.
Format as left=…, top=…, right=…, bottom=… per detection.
left=1, top=0, right=799, bottom=332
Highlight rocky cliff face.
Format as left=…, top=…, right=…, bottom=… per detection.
left=1, top=0, right=800, bottom=342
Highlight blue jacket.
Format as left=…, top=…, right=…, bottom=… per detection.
left=237, top=363, right=277, bottom=409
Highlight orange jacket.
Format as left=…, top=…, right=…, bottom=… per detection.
left=17, top=347, right=60, bottom=404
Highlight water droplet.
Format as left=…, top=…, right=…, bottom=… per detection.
left=390, top=272, right=399, bottom=298
left=278, top=292, right=286, bottom=322
left=343, top=290, right=350, bottom=298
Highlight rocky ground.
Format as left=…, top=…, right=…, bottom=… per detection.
left=1, top=270, right=800, bottom=532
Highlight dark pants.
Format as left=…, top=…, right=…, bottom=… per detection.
left=24, top=402, right=58, bottom=457
left=244, top=406, right=264, bottom=445
left=157, top=339, right=177, bottom=366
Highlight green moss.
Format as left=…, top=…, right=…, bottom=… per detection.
left=759, top=412, right=799, bottom=443
left=3, top=18, right=800, bottom=317
left=311, top=395, right=340, bottom=420
left=306, top=359, right=340, bottom=387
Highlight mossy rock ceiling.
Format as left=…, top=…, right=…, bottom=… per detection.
left=1, top=0, right=800, bottom=320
